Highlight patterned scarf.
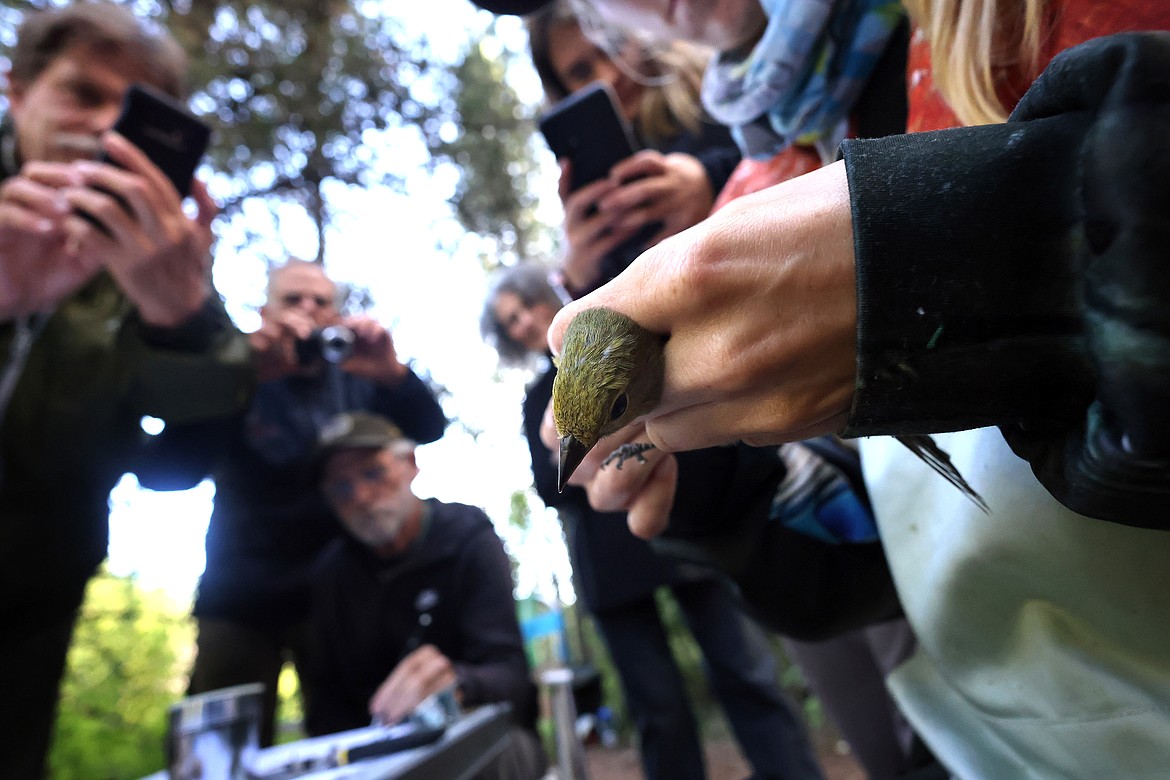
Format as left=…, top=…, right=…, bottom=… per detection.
left=771, top=439, right=878, bottom=544
left=701, top=0, right=904, bottom=160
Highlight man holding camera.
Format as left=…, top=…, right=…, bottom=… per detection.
left=143, top=259, right=448, bottom=747
left=0, top=4, right=253, bottom=777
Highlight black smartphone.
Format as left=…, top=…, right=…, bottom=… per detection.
left=101, top=83, right=211, bottom=197
left=538, top=81, right=640, bottom=192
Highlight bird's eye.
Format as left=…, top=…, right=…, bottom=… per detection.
left=609, top=393, right=628, bottom=421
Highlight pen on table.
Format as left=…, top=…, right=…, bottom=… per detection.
left=333, top=722, right=447, bottom=765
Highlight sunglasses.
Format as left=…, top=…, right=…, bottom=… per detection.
left=280, top=292, right=334, bottom=309
left=322, top=464, right=389, bottom=505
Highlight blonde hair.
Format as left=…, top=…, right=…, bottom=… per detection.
left=903, top=0, right=1046, bottom=125
left=634, top=41, right=709, bottom=145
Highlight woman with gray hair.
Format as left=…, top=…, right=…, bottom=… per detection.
left=480, top=263, right=567, bottom=368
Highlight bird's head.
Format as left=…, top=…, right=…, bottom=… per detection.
left=551, top=307, right=665, bottom=490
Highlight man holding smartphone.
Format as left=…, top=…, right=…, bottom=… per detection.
left=0, top=5, right=251, bottom=777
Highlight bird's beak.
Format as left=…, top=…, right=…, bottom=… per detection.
left=558, top=435, right=591, bottom=493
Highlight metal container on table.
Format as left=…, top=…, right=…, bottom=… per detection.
left=165, top=683, right=264, bottom=780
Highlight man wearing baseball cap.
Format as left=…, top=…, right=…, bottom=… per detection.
left=305, top=411, right=546, bottom=779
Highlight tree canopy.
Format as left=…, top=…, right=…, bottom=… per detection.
left=0, top=0, right=548, bottom=267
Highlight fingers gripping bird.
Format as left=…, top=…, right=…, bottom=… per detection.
left=552, top=307, right=989, bottom=512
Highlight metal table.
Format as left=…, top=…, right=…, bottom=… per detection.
left=143, top=703, right=513, bottom=780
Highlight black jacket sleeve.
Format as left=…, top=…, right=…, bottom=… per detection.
left=840, top=32, right=1170, bottom=525
left=129, top=295, right=251, bottom=491
left=450, top=528, right=538, bottom=726
left=371, top=370, right=447, bottom=445
left=131, top=415, right=237, bottom=491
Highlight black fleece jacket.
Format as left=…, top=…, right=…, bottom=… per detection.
left=305, top=499, right=537, bottom=736
left=841, top=32, right=1170, bottom=525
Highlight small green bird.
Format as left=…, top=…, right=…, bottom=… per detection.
left=552, top=306, right=989, bottom=512
left=552, top=307, right=665, bottom=491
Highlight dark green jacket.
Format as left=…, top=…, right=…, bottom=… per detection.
left=0, top=133, right=253, bottom=590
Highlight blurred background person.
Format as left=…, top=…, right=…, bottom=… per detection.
left=138, top=259, right=447, bottom=747
left=0, top=3, right=252, bottom=777
left=307, top=411, right=546, bottom=780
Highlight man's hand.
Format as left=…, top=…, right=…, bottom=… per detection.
left=0, top=163, right=103, bottom=319
left=57, top=131, right=215, bottom=328
left=550, top=160, right=858, bottom=453
left=340, top=315, right=409, bottom=386
left=249, top=308, right=318, bottom=383
left=369, top=645, right=457, bottom=726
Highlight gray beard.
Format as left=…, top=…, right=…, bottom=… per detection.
left=357, top=501, right=409, bottom=547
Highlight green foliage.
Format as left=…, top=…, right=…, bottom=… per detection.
left=164, top=1, right=445, bottom=261
left=653, top=587, right=720, bottom=724
left=775, top=640, right=827, bottom=731
left=560, top=604, right=633, bottom=739
left=508, top=488, right=533, bottom=531
left=652, top=588, right=821, bottom=742
left=48, top=568, right=194, bottom=780
left=275, top=663, right=307, bottom=745
left=172, top=1, right=547, bottom=268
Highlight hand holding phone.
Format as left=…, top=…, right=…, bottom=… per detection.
left=63, top=84, right=216, bottom=327
left=539, top=82, right=664, bottom=294
left=101, top=83, right=211, bottom=197
left=75, top=83, right=210, bottom=235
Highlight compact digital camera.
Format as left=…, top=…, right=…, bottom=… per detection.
left=295, top=325, right=355, bottom=366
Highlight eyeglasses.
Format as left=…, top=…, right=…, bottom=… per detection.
left=280, top=292, right=334, bottom=309
left=322, top=464, right=388, bottom=505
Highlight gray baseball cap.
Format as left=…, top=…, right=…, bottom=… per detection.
left=317, top=412, right=406, bottom=460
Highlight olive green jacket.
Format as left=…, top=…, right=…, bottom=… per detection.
left=0, top=273, right=252, bottom=589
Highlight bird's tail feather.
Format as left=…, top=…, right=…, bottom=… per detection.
left=896, top=434, right=990, bottom=514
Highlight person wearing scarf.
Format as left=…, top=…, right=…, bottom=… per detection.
left=701, top=0, right=904, bottom=161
